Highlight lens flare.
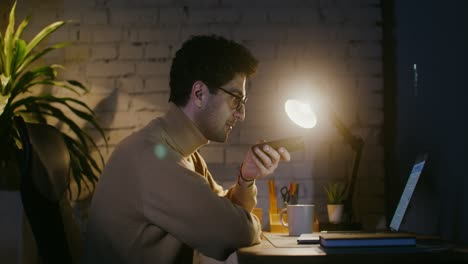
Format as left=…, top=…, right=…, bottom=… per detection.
left=154, top=144, right=167, bottom=159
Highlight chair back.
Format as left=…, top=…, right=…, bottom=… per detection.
left=14, top=116, right=83, bottom=264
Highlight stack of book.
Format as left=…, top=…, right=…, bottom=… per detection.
left=318, top=232, right=416, bottom=248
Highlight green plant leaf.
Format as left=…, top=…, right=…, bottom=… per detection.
left=3, top=1, right=17, bottom=76
left=30, top=95, right=105, bottom=153
left=8, top=65, right=57, bottom=96
left=18, top=104, right=91, bottom=152
left=324, top=182, right=346, bottom=204
left=50, top=100, right=106, bottom=158
left=1, top=74, right=11, bottom=93
left=21, top=80, right=81, bottom=96
left=65, top=137, right=100, bottom=198
left=7, top=14, right=29, bottom=77
left=11, top=97, right=107, bottom=178
left=65, top=104, right=108, bottom=156
left=13, top=16, right=30, bottom=43
left=11, top=39, right=27, bottom=75
left=24, top=21, right=66, bottom=59
left=21, top=107, right=104, bottom=198
left=0, top=32, right=6, bottom=77
left=16, top=42, right=71, bottom=73
left=67, top=79, right=88, bottom=92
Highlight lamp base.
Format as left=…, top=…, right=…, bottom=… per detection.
left=320, top=222, right=362, bottom=232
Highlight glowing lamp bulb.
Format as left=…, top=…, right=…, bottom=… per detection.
left=285, top=99, right=317, bottom=129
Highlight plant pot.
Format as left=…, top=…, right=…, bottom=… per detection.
left=327, top=204, right=344, bottom=224
left=0, top=190, right=39, bottom=264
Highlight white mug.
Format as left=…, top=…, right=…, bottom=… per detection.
left=279, top=204, right=314, bottom=236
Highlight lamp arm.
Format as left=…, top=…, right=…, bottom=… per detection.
left=330, top=111, right=365, bottom=223
left=329, top=112, right=363, bottom=151
left=343, top=140, right=364, bottom=222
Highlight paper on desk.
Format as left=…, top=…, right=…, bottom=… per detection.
left=297, top=233, right=320, bottom=244
left=263, top=233, right=319, bottom=248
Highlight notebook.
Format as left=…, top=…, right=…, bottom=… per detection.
left=298, top=153, right=428, bottom=247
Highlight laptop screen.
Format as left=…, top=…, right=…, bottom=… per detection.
left=389, top=154, right=428, bottom=231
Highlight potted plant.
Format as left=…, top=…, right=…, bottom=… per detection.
left=0, top=1, right=106, bottom=197
left=324, top=182, right=346, bottom=224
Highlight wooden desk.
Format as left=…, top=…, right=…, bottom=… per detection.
left=237, top=232, right=457, bottom=264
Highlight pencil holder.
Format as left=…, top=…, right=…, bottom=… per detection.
left=269, top=212, right=288, bottom=233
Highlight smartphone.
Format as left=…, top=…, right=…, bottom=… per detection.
left=252, top=136, right=305, bottom=152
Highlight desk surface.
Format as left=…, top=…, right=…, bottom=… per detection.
left=237, top=232, right=457, bottom=264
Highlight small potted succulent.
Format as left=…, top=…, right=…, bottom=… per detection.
left=324, top=182, right=346, bottom=224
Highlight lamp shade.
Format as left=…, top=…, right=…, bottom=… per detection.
left=284, top=99, right=317, bottom=129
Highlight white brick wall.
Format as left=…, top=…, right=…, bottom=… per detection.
left=86, top=62, right=135, bottom=77
left=119, top=43, right=144, bottom=60
left=91, top=44, right=118, bottom=60
left=12, top=0, right=386, bottom=230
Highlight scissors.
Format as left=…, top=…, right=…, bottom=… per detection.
left=280, top=186, right=290, bottom=206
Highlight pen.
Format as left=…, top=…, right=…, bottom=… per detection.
left=288, top=182, right=299, bottom=204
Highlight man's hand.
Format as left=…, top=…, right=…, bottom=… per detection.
left=240, top=140, right=291, bottom=181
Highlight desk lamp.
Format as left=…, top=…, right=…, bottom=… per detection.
left=285, top=99, right=364, bottom=228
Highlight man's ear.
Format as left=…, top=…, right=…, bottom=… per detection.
left=191, top=81, right=207, bottom=108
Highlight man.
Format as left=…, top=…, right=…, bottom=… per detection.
left=82, top=35, right=290, bottom=264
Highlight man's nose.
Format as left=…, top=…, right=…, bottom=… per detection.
left=234, top=105, right=245, bottom=122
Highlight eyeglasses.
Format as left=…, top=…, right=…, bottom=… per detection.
left=217, top=87, right=248, bottom=112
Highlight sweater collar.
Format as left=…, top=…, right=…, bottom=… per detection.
left=161, top=103, right=209, bottom=157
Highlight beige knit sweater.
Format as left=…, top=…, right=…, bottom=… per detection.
left=82, top=104, right=261, bottom=264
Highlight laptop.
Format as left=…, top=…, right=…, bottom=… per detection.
left=298, top=153, right=428, bottom=246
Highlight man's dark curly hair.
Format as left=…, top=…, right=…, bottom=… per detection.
left=169, top=35, right=258, bottom=106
